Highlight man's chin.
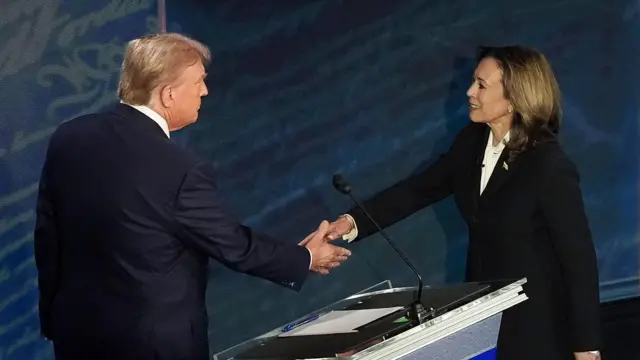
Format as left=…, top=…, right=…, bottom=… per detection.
left=186, top=115, right=199, bottom=125
left=170, top=120, right=197, bottom=132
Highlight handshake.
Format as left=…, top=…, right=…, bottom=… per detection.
left=299, top=215, right=356, bottom=275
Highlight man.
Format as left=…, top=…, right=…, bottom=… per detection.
left=34, top=33, right=351, bottom=360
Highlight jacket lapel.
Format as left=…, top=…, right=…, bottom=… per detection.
left=469, top=126, right=490, bottom=210
left=480, top=147, right=522, bottom=200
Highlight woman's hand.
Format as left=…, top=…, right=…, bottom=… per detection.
left=574, top=351, right=600, bottom=360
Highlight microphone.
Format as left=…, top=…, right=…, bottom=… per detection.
left=332, top=174, right=433, bottom=324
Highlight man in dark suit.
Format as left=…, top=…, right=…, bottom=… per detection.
left=34, top=33, right=351, bottom=360
left=325, top=46, right=601, bottom=360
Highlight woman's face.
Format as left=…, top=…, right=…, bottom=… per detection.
left=466, top=57, right=512, bottom=124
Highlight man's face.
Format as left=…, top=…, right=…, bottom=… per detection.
left=164, top=61, right=208, bottom=131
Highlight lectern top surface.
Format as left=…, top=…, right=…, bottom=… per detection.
left=213, top=279, right=524, bottom=360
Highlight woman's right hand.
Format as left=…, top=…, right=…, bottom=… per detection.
left=326, top=215, right=354, bottom=241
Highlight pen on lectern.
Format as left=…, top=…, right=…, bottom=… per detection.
left=281, top=314, right=320, bottom=333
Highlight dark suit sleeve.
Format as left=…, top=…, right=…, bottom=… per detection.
left=33, top=158, right=59, bottom=340
left=538, top=153, right=601, bottom=351
left=174, top=161, right=310, bottom=291
left=347, top=125, right=473, bottom=240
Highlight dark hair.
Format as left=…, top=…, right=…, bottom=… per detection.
left=477, top=45, right=562, bottom=161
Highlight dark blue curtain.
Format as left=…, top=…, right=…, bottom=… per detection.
left=0, top=1, right=637, bottom=358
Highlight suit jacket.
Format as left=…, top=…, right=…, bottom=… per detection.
left=347, top=122, right=601, bottom=360
left=33, top=103, right=311, bottom=360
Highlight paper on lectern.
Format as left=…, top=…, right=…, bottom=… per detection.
left=279, top=306, right=404, bottom=337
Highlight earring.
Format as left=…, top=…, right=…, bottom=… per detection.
left=508, top=107, right=513, bottom=113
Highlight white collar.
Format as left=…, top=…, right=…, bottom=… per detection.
left=121, top=101, right=170, bottom=138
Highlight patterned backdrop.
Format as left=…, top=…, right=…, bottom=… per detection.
left=0, top=0, right=638, bottom=358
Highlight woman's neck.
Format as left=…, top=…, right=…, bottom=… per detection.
left=488, top=117, right=512, bottom=146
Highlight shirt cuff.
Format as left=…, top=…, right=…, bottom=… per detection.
left=307, top=248, right=312, bottom=269
left=341, top=214, right=358, bottom=242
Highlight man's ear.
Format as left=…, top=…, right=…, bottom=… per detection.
left=159, top=85, right=173, bottom=108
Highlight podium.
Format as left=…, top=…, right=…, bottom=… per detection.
left=214, top=278, right=527, bottom=360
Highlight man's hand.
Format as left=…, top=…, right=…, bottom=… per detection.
left=326, top=215, right=354, bottom=241
left=574, top=351, right=600, bottom=360
left=301, top=221, right=352, bottom=274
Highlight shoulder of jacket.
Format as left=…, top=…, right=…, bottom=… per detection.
left=529, top=139, right=578, bottom=176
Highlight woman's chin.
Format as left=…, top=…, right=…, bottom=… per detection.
left=469, top=115, right=487, bottom=123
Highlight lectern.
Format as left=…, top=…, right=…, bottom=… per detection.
left=214, top=278, right=527, bottom=360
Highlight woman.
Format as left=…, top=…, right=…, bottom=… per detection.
left=327, top=46, right=601, bottom=360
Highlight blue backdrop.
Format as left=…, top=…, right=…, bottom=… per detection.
left=0, top=1, right=638, bottom=358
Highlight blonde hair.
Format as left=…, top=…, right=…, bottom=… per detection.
left=118, top=32, right=211, bottom=105
left=477, top=45, right=562, bottom=160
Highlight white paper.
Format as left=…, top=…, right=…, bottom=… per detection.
left=279, top=306, right=404, bottom=337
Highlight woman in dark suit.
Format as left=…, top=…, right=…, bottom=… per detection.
left=327, top=46, right=601, bottom=360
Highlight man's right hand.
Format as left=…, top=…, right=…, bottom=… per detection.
left=303, top=221, right=352, bottom=274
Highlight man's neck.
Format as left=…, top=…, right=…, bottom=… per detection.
left=146, top=103, right=168, bottom=120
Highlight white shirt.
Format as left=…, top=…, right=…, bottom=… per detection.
left=122, top=102, right=171, bottom=138
left=121, top=102, right=315, bottom=269
left=480, top=131, right=509, bottom=195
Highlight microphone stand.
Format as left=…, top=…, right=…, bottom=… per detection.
left=336, top=181, right=435, bottom=326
